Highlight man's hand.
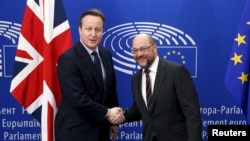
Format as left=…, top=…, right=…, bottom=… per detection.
left=110, top=125, right=119, bottom=141
left=107, top=107, right=125, bottom=124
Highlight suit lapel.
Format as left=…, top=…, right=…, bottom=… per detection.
left=150, top=59, right=166, bottom=113
left=134, top=70, right=149, bottom=112
left=76, top=42, right=104, bottom=94
left=98, top=48, right=108, bottom=83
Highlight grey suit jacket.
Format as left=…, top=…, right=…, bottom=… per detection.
left=125, top=58, right=202, bottom=141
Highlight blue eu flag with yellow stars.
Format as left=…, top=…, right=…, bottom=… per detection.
left=225, top=0, right=250, bottom=124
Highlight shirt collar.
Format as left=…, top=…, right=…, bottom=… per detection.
left=80, top=39, right=99, bottom=55
left=143, top=56, right=159, bottom=73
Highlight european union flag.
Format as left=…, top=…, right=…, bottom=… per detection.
left=225, top=0, right=250, bottom=124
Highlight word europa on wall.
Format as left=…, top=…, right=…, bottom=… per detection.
left=200, top=105, right=247, bottom=129
left=208, top=125, right=250, bottom=140
left=200, top=105, right=244, bottom=116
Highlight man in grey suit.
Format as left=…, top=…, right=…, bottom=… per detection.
left=111, top=33, right=202, bottom=141
left=55, top=9, right=124, bottom=141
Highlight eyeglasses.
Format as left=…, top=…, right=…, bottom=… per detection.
left=131, top=44, right=154, bottom=54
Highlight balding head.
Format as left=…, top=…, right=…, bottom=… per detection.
left=132, top=33, right=155, bottom=47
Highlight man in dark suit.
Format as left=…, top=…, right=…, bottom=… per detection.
left=55, top=9, right=124, bottom=141
left=111, top=33, right=202, bottom=141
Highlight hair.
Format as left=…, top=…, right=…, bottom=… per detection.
left=78, top=8, right=105, bottom=27
left=132, top=33, right=156, bottom=45
left=147, top=34, right=155, bottom=45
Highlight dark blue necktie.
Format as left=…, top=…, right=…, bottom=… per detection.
left=92, top=51, right=103, bottom=78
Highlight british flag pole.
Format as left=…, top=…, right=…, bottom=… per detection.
left=9, top=0, right=73, bottom=141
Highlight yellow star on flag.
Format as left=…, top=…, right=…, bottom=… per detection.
left=234, top=33, right=246, bottom=46
left=238, top=72, right=249, bottom=84
left=230, top=52, right=242, bottom=65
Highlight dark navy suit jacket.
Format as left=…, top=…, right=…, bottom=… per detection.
left=55, top=41, right=119, bottom=141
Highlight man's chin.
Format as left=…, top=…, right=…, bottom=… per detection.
left=87, top=44, right=98, bottom=49
left=138, top=62, right=147, bottom=68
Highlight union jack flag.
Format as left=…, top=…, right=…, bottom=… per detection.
left=10, top=0, right=73, bottom=141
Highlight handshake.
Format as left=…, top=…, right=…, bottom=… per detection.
left=107, top=107, right=125, bottom=124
